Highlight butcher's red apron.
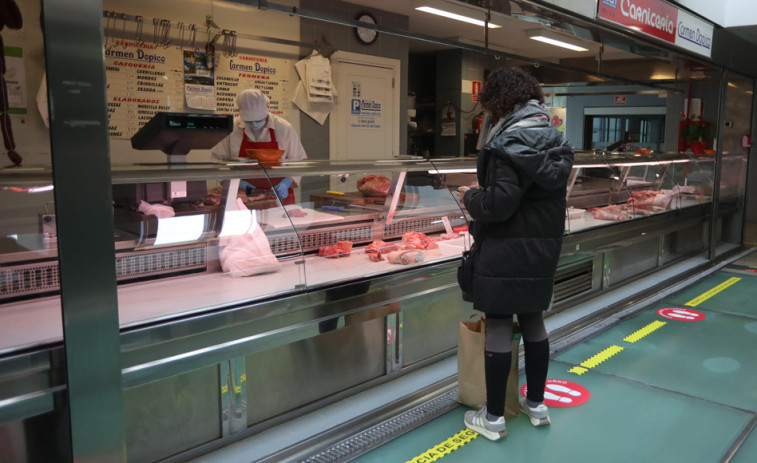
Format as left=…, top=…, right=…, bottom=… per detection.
left=238, top=128, right=294, bottom=205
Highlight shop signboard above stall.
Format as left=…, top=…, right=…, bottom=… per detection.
left=597, top=0, right=714, bottom=58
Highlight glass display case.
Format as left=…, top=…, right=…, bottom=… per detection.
left=0, top=158, right=473, bottom=350
left=113, top=158, right=472, bottom=327
left=563, top=151, right=715, bottom=234
left=1, top=151, right=722, bottom=351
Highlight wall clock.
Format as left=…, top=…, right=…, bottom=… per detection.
left=355, top=13, right=378, bottom=45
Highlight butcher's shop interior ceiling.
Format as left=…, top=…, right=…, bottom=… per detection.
left=340, top=0, right=720, bottom=86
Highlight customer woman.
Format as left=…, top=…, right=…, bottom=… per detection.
left=458, top=66, right=574, bottom=441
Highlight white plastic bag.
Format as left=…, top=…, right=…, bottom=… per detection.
left=220, top=199, right=279, bottom=277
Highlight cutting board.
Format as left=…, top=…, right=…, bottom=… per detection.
left=260, top=205, right=345, bottom=229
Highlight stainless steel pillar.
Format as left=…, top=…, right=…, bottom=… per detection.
left=41, top=0, right=125, bottom=461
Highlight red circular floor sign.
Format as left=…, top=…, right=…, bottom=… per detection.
left=657, top=307, right=706, bottom=321
left=520, top=379, right=590, bottom=408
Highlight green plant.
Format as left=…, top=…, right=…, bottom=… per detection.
left=681, top=122, right=715, bottom=145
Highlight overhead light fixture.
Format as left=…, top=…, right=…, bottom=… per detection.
left=527, top=29, right=588, bottom=52
left=415, top=4, right=501, bottom=28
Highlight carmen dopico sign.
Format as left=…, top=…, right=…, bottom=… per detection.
left=598, top=0, right=714, bottom=58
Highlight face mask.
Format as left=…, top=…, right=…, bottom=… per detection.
left=246, top=120, right=266, bottom=130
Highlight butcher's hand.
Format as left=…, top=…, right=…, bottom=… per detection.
left=274, top=177, right=292, bottom=199
left=457, top=186, right=470, bottom=200
left=239, top=180, right=256, bottom=195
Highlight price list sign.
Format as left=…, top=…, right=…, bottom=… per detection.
left=215, top=53, right=291, bottom=119
left=105, top=40, right=184, bottom=139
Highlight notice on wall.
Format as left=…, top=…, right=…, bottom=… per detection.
left=215, top=53, right=291, bottom=119
left=349, top=81, right=383, bottom=129
left=105, top=41, right=184, bottom=139
left=3, top=46, right=27, bottom=114
left=105, top=44, right=291, bottom=139
left=183, top=50, right=216, bottom=111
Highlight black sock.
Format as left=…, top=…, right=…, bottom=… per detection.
left=523, top=339, right=549, bottom=403
left=484, top=349, right=511, bottom=418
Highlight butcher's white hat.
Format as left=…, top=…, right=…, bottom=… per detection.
left=237, top=89, right=269, bottom=121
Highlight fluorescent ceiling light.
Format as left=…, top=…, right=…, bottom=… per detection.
left=416, top=6, right=501, bottom=28
left=528, top=30, right=588, bottom=52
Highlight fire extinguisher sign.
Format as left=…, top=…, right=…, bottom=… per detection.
left=471, top=80, right=481, bottom=102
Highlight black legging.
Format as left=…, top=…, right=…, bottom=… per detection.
left=483, top=312, right=549, bottom=416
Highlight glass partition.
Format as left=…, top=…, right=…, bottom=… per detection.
left=262, top=158, right=470, bottom=288
left=0, top=167, right=61, bottom=354
left=110, top=162, right=304, bottom=328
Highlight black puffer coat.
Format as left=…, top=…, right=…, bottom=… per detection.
left=463, top=101, right=574, bottom=315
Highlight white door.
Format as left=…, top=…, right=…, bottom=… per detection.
left=330, top=52, right=400, bottom=161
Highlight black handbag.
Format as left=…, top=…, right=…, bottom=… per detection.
left=457, top=243, right=477, bottom=302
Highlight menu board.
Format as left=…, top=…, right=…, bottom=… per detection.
left=215, top=53, right=291, bottom=119
left=105, top=40, right=184, bottom=139
left=106, top=43, right=291, bottom=139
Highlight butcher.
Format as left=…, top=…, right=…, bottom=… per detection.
left=212, top=89, right=307, bottom=205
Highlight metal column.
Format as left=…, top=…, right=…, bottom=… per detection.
left=41, top=0, right=125, bottom=461
left=709, top=69, right=728, bottom=260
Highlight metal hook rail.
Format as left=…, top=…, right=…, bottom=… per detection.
left=102, top=10, right=329, bottom=58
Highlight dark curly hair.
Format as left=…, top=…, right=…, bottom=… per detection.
left=477, top=66, right=544, bottom=120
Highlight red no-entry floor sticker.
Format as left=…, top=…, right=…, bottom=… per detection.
left=521, top=379, right=590, bottom=408
left=657, top=307, right=706, bottom=321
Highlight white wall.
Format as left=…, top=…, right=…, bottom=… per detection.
left=102, top=0, right=303, bottom=164
left=5, top=0, right=305, bottom=166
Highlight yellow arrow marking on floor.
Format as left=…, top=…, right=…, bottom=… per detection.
left=685, top=276, right=741, bottom=307
left=406, top=428, right=478, bottom=463
left=623, top=320, right=667, bottom=343
left=580, top=345, right=625, bottom=368
left=568, top=345, right=624, bottom=375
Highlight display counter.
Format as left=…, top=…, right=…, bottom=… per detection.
left=0, top=151, right=728, bottom=460
left=0, top=152, right=723, bottom=350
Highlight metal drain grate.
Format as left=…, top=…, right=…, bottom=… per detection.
left=298, top=389, right=459, bottom=463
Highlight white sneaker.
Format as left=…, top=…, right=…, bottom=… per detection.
left=464, top=407, right=508, bottom=441
left=519, top=396, right=551, bottom=426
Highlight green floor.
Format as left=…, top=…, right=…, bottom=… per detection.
left=352, top=270, right=757, bottom=463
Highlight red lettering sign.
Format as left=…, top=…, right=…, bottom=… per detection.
left=615, top=96, right=626, bottom=105
left=598, top=0, right=678, bottom=44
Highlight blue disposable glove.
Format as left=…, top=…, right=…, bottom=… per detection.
left=239, top=180, right=256, bottom=195
left=274, top=177, right=292, bottom=199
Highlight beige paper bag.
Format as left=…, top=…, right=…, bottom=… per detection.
left=456, top=317, right=521, bottom=418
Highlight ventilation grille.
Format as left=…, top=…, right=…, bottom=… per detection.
left=115, top=244, right=207, bottom=281
left=0, top=244, right=207, bottom=301
left=553, top=257, right=594, bottom=302
left=0, top=262, right=60, bottom=299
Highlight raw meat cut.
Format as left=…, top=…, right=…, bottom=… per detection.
left=357, top=175, right=392, bottom=197
left=386, top=250, right=425, bottom=265
left=318, top=240, right=353, bottom=258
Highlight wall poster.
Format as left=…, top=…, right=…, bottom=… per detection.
left=105, top=44, right=290, bottom=139
left=215, top=53, right=291, bottom=120
left=105, top=40, right=184, bottom=139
